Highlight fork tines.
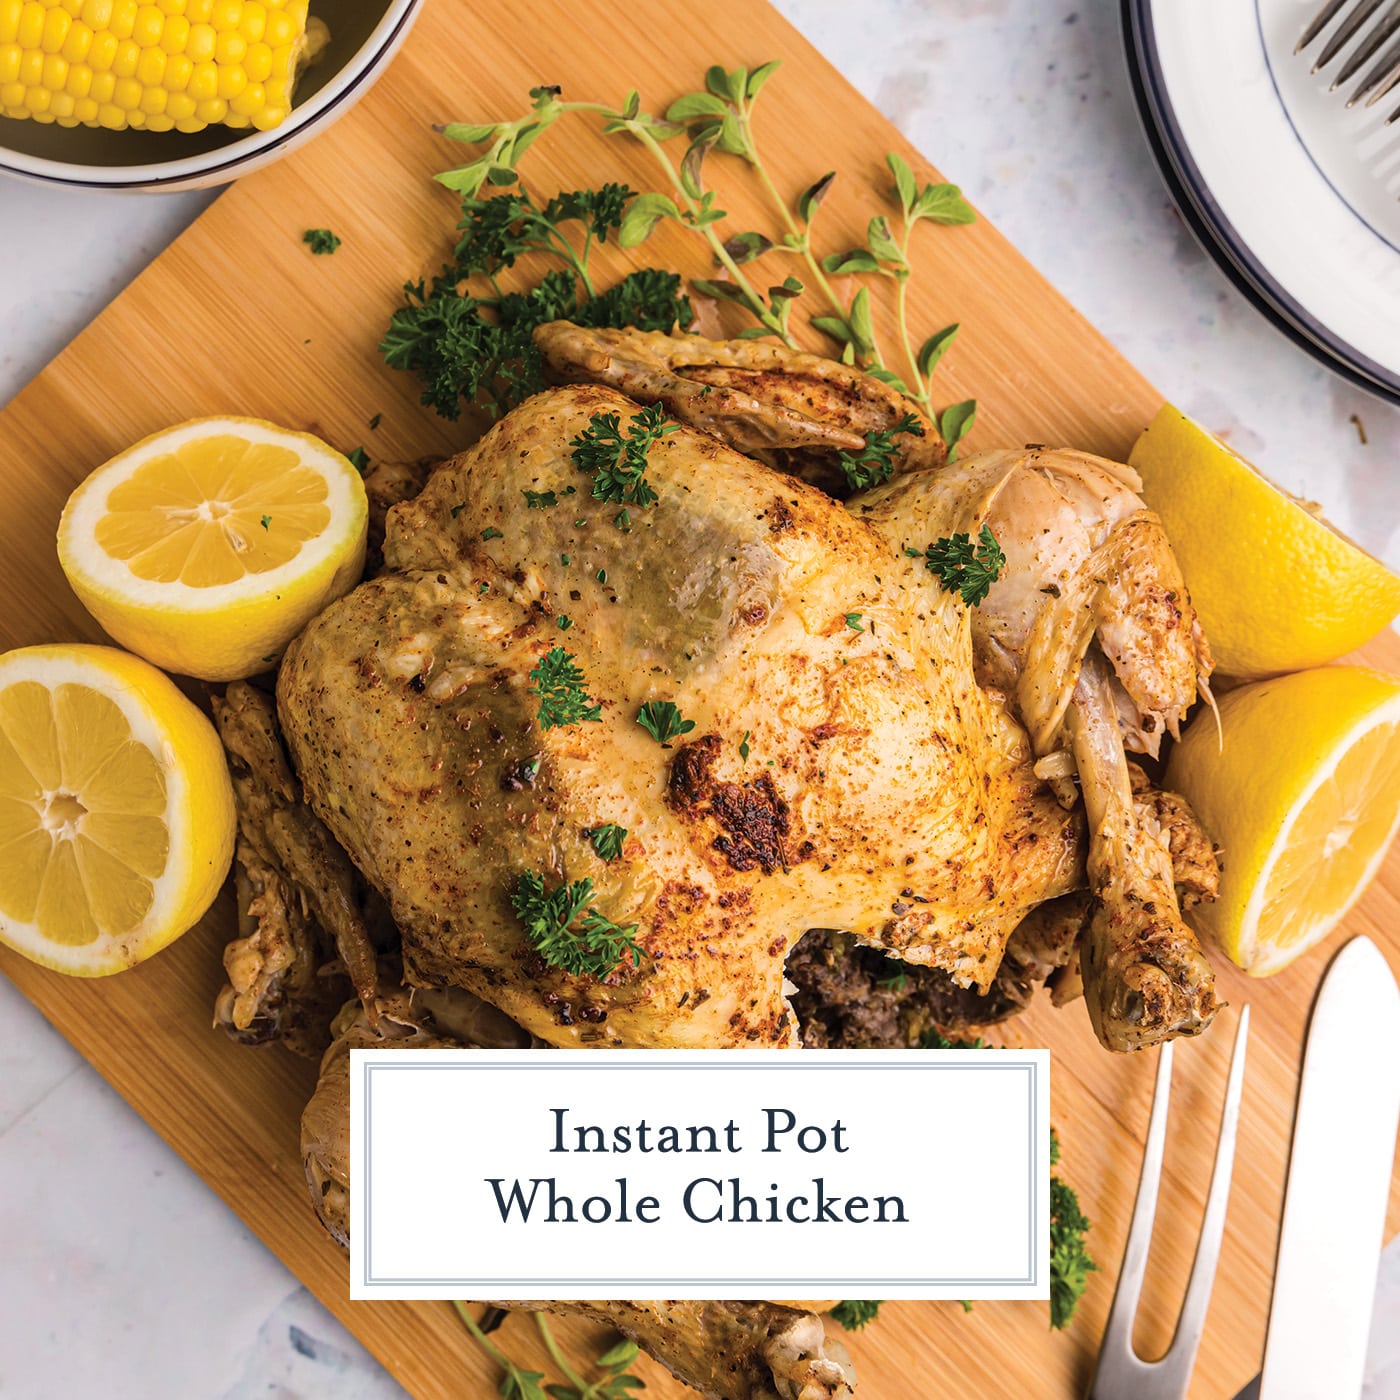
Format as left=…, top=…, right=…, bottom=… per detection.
left=1087, top=1007, right=1251, bottom=1400
left=1298, top=0, right=1400, bottom=120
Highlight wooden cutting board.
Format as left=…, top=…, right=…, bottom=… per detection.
left=1, top=1, right=1397, bottom=1396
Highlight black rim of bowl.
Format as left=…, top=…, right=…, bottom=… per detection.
left=1122, top=0, right=1400, bottom=406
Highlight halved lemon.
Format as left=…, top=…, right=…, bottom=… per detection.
left=0, top=644, right=235, bottom=976
left=1130, top=405, right=1400, bottom=679
left=1165, top=666, right=1400, bottom=976
left=58, top=417, right=368, bottom=682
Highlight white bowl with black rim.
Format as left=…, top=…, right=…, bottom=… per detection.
left=0, top=0, right=422, bottom=192
left=1124, top=0, right=1400, bottom=405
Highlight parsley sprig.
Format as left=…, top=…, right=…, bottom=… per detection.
left=570, top=403, right=678, bottom=508
left=828, top=1300, right=882, bottom=1331
left=587, top=823, right=628, bottom=862
left=529, top=646, right=602, bottom=729
left=511, top=871, right=643, bottom=979
left=381, top=180, right=691, bottom=420
left=1050, top=1129, right=1098, bottom=1330
left=910, top=524, right=1006, bottom=607
left=637, top=699, right=695, bottom=743
left=837, top=411, right=924, bottom=491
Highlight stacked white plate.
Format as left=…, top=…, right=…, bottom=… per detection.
left=1125, top=0, right=1400, bottom=403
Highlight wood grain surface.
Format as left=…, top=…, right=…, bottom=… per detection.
left=1, top=1, right=1397, bottom=1396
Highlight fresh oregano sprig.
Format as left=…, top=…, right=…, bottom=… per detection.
left=452, top=1302, right=647, bottom=1400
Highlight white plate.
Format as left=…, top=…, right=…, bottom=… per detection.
left=1126, top=0, right=1400, bottom=401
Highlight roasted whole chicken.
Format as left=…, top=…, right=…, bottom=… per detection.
left=270, top=324, right=1217, bottom=1056
left=210, top=326, right=1224, bottom=1400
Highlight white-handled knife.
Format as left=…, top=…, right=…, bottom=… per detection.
left=1258, top=936, right=1400, bottom=1400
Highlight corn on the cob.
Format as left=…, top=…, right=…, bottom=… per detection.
left=0, top=0, right=326, bottom=133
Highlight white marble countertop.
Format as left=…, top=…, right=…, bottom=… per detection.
left=0, top=2, right=1397, bottom=1397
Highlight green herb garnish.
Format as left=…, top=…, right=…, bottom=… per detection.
left=828, top=1301, right=882, bottom=1331
left=588, top=823, right=628, bottom=862
left=523, top=489, right=558, bottom=509
left=259, top=515, right=271, bottom=530
left=511, top=871, right=643, bottom=979
left=1050, top=1129, right=1097, bottom=1330
left=738, top=730, right=750, bottom=763
left=557, top=615, right=573, bottom=631
left=637, top=699, right=695, bottom=743
left=529, top=646, right=602, bottom=729
left=845, top=612, right=863, bottom=631
left=346, top=446, right=369, bottom=473
left=836, top=412, right=924, bottom=491
left=915, top=524, right=1005, bottom=607
left=482, top=525, right=504, bottom=540
left=570, top=403, right=677, bottom=508
left=303, top=228, right=341, bottom=255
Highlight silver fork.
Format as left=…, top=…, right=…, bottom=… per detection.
left=1297, top=0, right=1400, bottom=120
left=1087, top=1006, right=1251, bottom=1400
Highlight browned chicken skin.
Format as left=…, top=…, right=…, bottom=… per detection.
left=534, top=321, right=943, bottom=495
left=278, top=382, right=1086, bottom=1050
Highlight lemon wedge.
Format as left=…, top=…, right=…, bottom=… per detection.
left=0, top=644, right=235, bottom=976
left=1165, top=666, right=1400, bottom=976
left=1129, top=405, right=1400, bottom=679
left=58, top=417, right=368, bottom=682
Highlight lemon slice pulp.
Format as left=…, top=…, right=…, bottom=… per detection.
left=1166, top=666, right=1400, bottom=976
left=59, top=417, right=367, bottom=682
left=0, top=644, right=235, bottom=976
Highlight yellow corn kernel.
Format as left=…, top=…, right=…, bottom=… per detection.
left=241, top=36, right=266, bottom=79
left=79, top=0, right=111, bottom=25
left=192, top=92, right=223, bottom=121
left=133, top=3, right=163, bottom=47
left=226, top=73, right=258, bottom=113
left=212, top=25, right=240, bottom=63
left=72, top=91, right=95, bottom=118
left=210, top=0, right=238, bottom=27
left=183, top=17, right=210, bottom=58
left=158, top=0, right=183, bottom=13
left=165, top=86, right=192, bottom=118
left=213, top=58, right=240, bottom=97
left=184, top=0, right=209, bottom=20
left=40, top=5, right=70, bottom=52
left=0, top=42, right=16, bottom=81
left=134, top=40, right=161, bottom=83
left=16, top=2, right=42, bottom=49
left=40, top=49, right=65, bottom=86
left=49, top=86, right=73, bottom=114
left=237, top=1, right=261, bottom=42
left=145, top=110, right=171, bottom=128
left=1, top=77, right=22, bottom=104
left=96, top=97, right=122, bottom=124
left=184, top=55, right=211, bottom=96
left=261, top=4, right=289, bottom=46
left=88, top=64, right=112, bottom=98
left=64, top=59, right=91, bottom=94
left=158, top=12, right=184, bottom=49
left=61, top=0, right=82, bottom=13
left=22, top=79, right=48, bottom=110
left=138, top=79, right=163, bottom=111
left=17, top=42, right=39, bottom=81
left=87, top=28, right=113, bottom=67
left=108, top=0, right=135, bottom=38
left=112, top=72, right=138, bottom=106
left=60, top=20, right=90, bottom=61
left=161, top=47, right=186, bottom=86
left=0, top=0, right=22, bottom=43
left=110, top=34, right=136, bottom=74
